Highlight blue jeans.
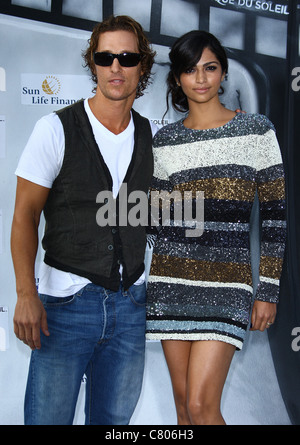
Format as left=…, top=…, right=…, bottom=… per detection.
left=24, top=282, right=146, bottom=425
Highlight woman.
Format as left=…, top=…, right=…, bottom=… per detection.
left=146, top=31, right=286, bottom=425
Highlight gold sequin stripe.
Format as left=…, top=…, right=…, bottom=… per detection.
left=150, top=175, right=285, bottom=206
left=257, top=177, right=285, bottom=202
left=173, top=177, right=256, bottom=202
left=259, top=256, right=284, bottom=279
left=169, top=177, right=285, bottom=203
left=150, top=254, right=253, bottom=285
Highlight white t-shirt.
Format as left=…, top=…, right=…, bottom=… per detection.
left=15, top=98, right=158, bottom=297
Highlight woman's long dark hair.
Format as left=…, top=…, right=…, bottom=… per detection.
left=166, top=30, right=228, bottom=115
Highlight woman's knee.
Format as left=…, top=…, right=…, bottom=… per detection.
left=187, top=395, right=220, bottom=425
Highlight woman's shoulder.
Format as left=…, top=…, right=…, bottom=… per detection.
left=153, top=119, right=184, bottom=147
left=235, top=112, right=276, bottom=134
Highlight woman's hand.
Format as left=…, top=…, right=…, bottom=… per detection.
left=250, top=300, right=276, bottom=331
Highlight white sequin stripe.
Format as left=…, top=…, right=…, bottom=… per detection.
left=147, top=275, right=253, bottom=293
left=262, top=220, right=286, bottom=228
left=145, top=332, right=243, bottom=349
left=255, top=129, right=283, bottom=172
left=259, top=276, right=280, bottom=286
left=153, top=135, right=256, bottom=179
left=153, top=130, right=281, bottom=179
left=163, top=220, right=250, bottom=231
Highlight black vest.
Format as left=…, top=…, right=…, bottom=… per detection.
left=42, top=100, right=153, bottom=291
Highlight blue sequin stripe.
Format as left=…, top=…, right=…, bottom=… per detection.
left=170, top=164, right=256, bottom=183
left=153, top=113, right=275, bottom=148
left=146, top=282, right=252, bottom=323
left=146, top=320, right=245, bottom=347
left=153, top=241, right=251, bottom=263
left=147, top=315, right=247, bottom=328
left=260, top=201, right=286, bottom=221
left=261, top=226, right=287, bottom=244
left=158, top=224, right=251, bottom=248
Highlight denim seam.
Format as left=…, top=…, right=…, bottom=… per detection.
left=86, top=361, right=93, bottom=425
left=39, top=287, right=86, bottom=307
left=100, top=291, right=109, bottom=341
left=40, top=295, right=76, bottom=307
left=29, top=352, right=36, bottom=425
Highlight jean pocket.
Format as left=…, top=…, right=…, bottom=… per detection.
left=127, top=282, right=146, bottom=307
left=40, top=293, right=76, bottom=307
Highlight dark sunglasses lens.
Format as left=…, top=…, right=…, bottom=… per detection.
left=94, top=53, right=141, bottom=67
left=94, top=53, right=113, bottom=66
left=118, top=54, right=141, bottom=67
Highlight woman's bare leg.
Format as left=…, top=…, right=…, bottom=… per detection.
left=161, top=340, right=192, bottom=425
left=162, top=339, right=235, bottom=425
left=187, top=340, right=235, bottom=425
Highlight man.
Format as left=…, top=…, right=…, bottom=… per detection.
left=11, top=15, right=157, bottom=425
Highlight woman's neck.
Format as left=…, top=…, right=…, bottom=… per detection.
left=183, top=101, right=236, bottom=131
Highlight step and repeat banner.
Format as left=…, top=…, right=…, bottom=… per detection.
left=0, top=0, right=299, bottom=425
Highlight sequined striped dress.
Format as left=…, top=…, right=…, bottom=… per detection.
left=145, top=113, right=286, bottom=350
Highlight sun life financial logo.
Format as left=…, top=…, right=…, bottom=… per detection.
left=21, top=73, right=84, bottom=106
left=42, top=75, right=61, bottom=95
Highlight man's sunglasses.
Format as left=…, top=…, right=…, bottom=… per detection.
left=93, top=52, right=142, bottom=67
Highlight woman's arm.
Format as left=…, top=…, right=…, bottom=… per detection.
left=251, top=123, right=286, bottom=331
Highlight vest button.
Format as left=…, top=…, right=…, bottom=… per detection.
left=108, top=244, right=114, bottom=251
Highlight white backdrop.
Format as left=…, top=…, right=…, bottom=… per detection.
left=0, top=12, right=291, bottom=425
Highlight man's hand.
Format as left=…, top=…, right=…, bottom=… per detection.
left=250, top=300, right=276, bottom=331
left=13, top=294, right=49, bottom=350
